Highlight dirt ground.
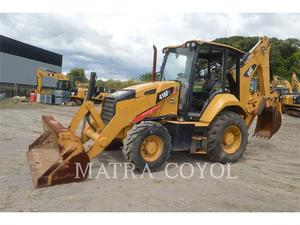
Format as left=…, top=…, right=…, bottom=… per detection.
left=0, top=100, right=299, bottom=212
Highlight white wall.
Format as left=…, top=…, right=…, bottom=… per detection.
left=0, top=52, right=62, bottom=87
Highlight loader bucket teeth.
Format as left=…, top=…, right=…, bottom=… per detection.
left=254, top=108, right=282, bottom=139
left=27, top=115, right=90, bottom=188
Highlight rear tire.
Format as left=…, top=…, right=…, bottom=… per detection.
left=207, top=111, right=248, bottom=163
left=122, top=121, right=172, bottom=172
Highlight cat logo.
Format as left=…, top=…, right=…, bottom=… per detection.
left=244, top=64, right=257, bottom=77
left=156, top=87, right=174, bottom=103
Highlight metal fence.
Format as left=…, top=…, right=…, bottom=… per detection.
left=0, top=82, right=55, bottom=98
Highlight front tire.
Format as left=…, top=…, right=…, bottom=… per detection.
left=122, top=121, right=172, bottom=171
left=207, top=111, right=248, bottom=163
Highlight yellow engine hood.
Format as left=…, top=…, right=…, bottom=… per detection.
left=123, top=81, right=179, bottom=98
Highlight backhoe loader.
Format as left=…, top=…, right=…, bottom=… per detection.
left=272, top=73, right=300, bottom=117
left=36, top=67, right=109, bottom=105
left=271, top=75, right=293, bottom=94
left=69, top=81, right=89, bottom=105
left=70, top=84, right=111, bottom=105
left=27, top=37, right=282, bottom=188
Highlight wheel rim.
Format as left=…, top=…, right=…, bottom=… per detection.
left=141, top=135, right=163, bottom=162
left=222, top=125, right=242, bottom=154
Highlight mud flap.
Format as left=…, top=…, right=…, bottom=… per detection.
left=27, top=115, right=90, bottom=188
left=254, top=108, right=282, bottom=139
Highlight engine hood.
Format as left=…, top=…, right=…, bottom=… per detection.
left=123, top=81, right=179, bottom=98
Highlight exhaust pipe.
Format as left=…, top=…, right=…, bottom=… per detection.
left=152, top=45, right=157, bottom=82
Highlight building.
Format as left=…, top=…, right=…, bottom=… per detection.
left=0, top=35, right=63, bottom=97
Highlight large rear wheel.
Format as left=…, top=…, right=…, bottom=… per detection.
left=123, top=121, right=172, bottom=171
left=207, top=111, right=248, bottom=163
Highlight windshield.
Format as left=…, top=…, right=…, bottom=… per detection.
left=56, top=80, right=73, bottom=91
left=161, top=47, right=195, bottom=82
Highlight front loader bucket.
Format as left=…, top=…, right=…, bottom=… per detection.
left=27, top=115, right=90, bottom=188
left=254, top=108, right=282, bottom=139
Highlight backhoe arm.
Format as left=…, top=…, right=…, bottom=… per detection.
left=238, top=37, right=272, bottom=106
left=36, top=67, right=69, bottom=94
left=291, top=72, right=300, bottom=93
left=231, top=37, right=282, bottom=138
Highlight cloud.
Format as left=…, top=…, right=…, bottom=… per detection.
left=0, top=13, right=299, bottom=80
left=183, top=13, right=300, bottom=39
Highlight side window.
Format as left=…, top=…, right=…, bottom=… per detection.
left=226, top=53, right=240, bottom=96
left=250, top=72, right=259, bottom=92
left=188, top=47, right=225, bottom=116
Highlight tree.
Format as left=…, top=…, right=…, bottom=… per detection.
left=139, top=72, right=153, bottom=82
left=95, top=78, right=139, bottom=91
left=214, top=36, right=300, bottom=79
left=288, top=51, right=300, bottom=75
left=67, top=68, right=88, bottom=82
left=286, top=38, right=300, bottom=48
left=96, top=79, right=106, bottom=87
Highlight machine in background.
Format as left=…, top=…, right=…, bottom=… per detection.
left=272, top=74, right=300, bottom=117
left=70, top=84, right=111, bottom=105
left=35, top=67, right=111, bottom=105
left=35, top=67, right=73, bottom=104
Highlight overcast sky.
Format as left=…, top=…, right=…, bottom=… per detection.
left=0, top=13, right=299, bottom=80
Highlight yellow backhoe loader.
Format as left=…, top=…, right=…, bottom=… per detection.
left=27, top=37, right=282, bottom=188
left=93, top=86, right=110, bottom=103
left=271, top=75, right=293, bottom=94
left=35, top=67, right=109, bottom=105
left=69, top=81, right=89, bottom=105
left=272, top=73, right=300, bottom=117
left=70, top=84, right=111, bottom=105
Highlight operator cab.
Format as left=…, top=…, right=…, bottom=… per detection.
left=160, top=40, right=244, bottom=121
left=56, top=80, right=75, bottom=91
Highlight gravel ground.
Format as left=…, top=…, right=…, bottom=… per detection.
left=0, top=100, right=299, bottom=212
